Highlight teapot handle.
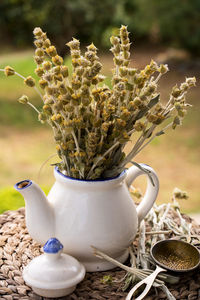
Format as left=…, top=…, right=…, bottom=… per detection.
left=126, top=163, right=159, bottom=223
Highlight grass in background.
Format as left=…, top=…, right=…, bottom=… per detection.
left=0, top=50, right=199, bottom=214
left=0, top=187, right=25, bottom=214
left=0, top=186, right=50, bottom=214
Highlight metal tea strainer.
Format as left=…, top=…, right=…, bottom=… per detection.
left=126, top=239, right=200, bottom=300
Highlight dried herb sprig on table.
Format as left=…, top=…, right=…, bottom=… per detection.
left=0, top=26, right=196, bottom=179
left=93, top=188, right=199, bottom=300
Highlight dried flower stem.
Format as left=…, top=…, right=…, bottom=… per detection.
left=92, top=246, right=142, bottom=276
left=87, top=140, right=120, bottom=179
left=119, top=125, right=156, bottom=170
left=71, top=130, right=80, bottom=153
left=27, top=101, right=40, bottom=114
left=92, top=246, right=163, bottom=285
left=14, top=71, right=44, bottom=100
left=141, top=230, right=172, bottom=236
left=137, top=220, right=148, bottom=268
left=0, top=68, right=43, bottom=107
left=133, top=122, right=173, bottom=157
left=160, top=285, right=176, bottom=300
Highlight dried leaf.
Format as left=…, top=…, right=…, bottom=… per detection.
left=135, top=95, right=160, bottom=121
left=130, top=161, right=155, bottom=186
left=156, top=130, right=165, bottom=136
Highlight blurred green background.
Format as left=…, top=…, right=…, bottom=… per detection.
left=0, top=0, right=199, bottom=214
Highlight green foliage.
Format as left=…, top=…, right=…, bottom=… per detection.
left=133, top=0, right=200, bottom=55
left=0, top=0, right=199, bottom=55
left=0, top=0, right=117, bottom=55
left=0, top=186, right=50, bottom=214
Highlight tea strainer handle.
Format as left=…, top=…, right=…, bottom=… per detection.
left=126, top=265, right=166, bottom=300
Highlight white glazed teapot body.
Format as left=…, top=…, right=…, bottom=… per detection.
left=15, top=163, right=159, bottom=272
left=47, top=164, right=159, bottom=271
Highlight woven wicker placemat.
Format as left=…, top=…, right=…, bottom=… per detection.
left=0, top=208, right=199, bottom=300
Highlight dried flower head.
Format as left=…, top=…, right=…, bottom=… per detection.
left=18, top=95, right=29, bottom=104
left=24, top=76, right=35, bottom=87
left=33, top=27, right=43, bottom=37
left=4, top=66, right=15, bottom=76
left=173, top=188, right=189, bottom=200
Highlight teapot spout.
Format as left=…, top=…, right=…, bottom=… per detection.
left=15, top=180, right=54, bottom=244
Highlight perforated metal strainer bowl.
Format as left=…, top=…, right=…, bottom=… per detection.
left=151, top=239, right=200, bottom=272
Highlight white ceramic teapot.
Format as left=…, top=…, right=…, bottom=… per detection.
left=15, top=163, right=159, bottom=272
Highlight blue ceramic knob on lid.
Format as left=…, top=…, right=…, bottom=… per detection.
left=23, top=237, right=86, bottom=298
left=43, top=237, right=63, bottom=253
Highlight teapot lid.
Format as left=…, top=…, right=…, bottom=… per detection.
left=23, top=238, right=86, bottom=290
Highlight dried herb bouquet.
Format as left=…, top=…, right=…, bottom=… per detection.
left=1, top=26, right=196, bottom=179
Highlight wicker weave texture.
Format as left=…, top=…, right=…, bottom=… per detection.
left=0, top=208, right=199, bottom=300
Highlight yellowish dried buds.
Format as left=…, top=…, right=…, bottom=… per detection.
left=33, top=27, right=43, bottom=37
left=158, top=64, right=169, bottom=74
left=39, top=79, right=48, bottom=89
left=173, top=187, right=188, bottom=200
left=35, top=48, right=44, bottom=57
left=43, top=38, right=51, bottom=48
left=52, top=55, right=63, bottom=65
left=87, top=43, right=97, bottom=52
left=66, top=38, right=80, bottom=50
left=46, top=46, right=57, bottom=57
left=35, top=67, right=44, bottom=77
left=34, top=56, right=44, bottom=65
left=110, top=36, right=120, bottom=46
left=24, top=76, right=35, bottom=87
left=61, top=66, right=69, bottom=77
left=134, top=121, right=146, bottom=131
left=172, top=86, right=181, bottom=98
left=38, top=112, right=47, bottom=123
left=186, top=77, right=196, bottom=87
left=18, top=95, right=29, bottom=104
left=42, top=61, right=52, bottom=71
left=4, top=66, right=15, bottom=76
